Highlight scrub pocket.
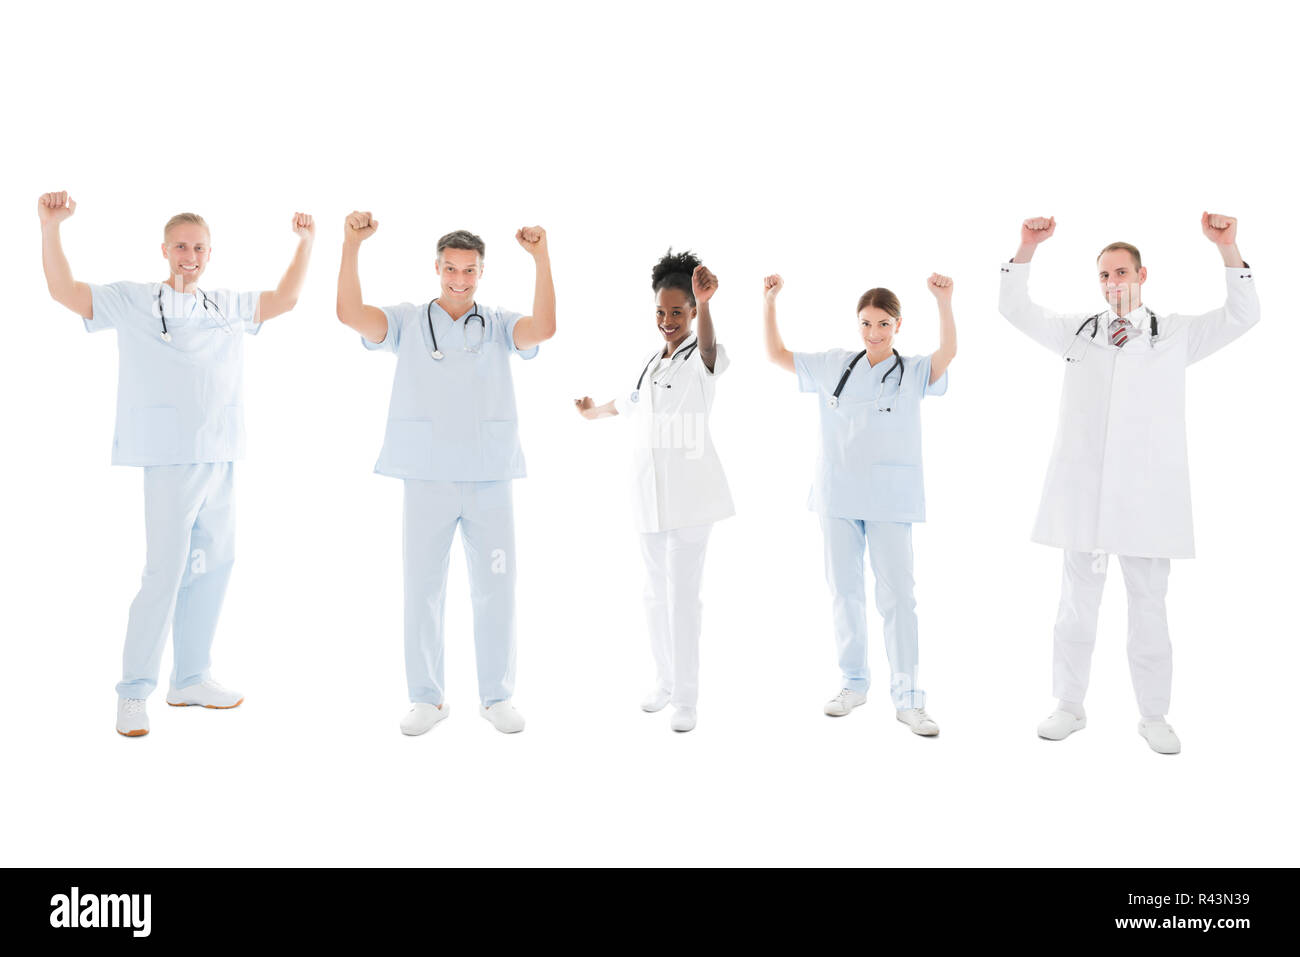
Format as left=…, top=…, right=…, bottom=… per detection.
left=385, top=419, right=435, bottom=475
left=870, top=464, right=923, bottom=518
left=132, top=406, right=180, bottom=462
left=479, top=419, right=520, bottom=474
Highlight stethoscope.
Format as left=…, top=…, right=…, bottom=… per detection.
left=1064, top=308, right=1159, bottom=363
left=828, top=348, right=905, bottom=412
left=426, top=300, right=485, bottom=359
left=156, top=285, right=229, bottom=341
left=630, top=336, right=699, bottom=403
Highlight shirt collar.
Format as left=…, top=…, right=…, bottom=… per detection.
left=1105, top=304, right=1151, bottom=338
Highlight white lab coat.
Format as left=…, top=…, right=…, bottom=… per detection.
left=613, top=335, right=735, bottom=533
left=999, top=261, right=1260, bottom=558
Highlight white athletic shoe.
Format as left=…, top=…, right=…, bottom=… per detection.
left=1037, top=710, right=1087, bottom=740
left=480, top=701, right=525, bottom=734
left=1138, top=718, right=1182, bottom=755
left=824, top=689, right=867, bottom=717
left=166, top=679, right=244, bottom=709
left=896, top=708, right=940, bottom=736
left=116, top=697, right=149, bottom=737
left=669, top=707, right=697, bottom=732
left=641, top=689, right=671, bottom=713
left=400, top=703, right=449, bottom=736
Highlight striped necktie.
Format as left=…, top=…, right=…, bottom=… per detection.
left=1109, top=317, right=1133, bottom=348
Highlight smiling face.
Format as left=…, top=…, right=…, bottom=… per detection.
left=161, top=222, right=211, bottom=287
left=1097, top=247, right=1147, bottom=316
left=655, top=287, right=697, bottom=349
left=858, top=305, right=900, bottom=355
left=436, top=246, right=483, bottom=311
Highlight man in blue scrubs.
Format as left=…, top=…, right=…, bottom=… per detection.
left=38, top=191, right=315, bottom=737
left=336, top=212, right=556, bottom=736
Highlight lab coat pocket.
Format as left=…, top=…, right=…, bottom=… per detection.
left=386, top=418, right=435, bottom=474
left=870, top=464, right=923, bottom=518
left=132, top=406, right=180, bottom=461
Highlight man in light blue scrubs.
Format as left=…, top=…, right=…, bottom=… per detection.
left=37, top=191, right=315, bottom=737
left=336, top=212, right=556, bottom=736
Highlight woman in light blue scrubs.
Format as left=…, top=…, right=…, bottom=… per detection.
left=762, top=272, right=956, bottom=736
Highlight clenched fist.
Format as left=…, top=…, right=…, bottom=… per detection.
left=692, top=265, right=718, bottom=305
left=345, top=210, right=378, bottom=244
left=516, top=225, right=548, bottom=257
left=1201, top=212, right=1237, bottom=246
left=292, top=212, right=316, bottom=241
left=1020, top=216, right=1056, bottom=245
left=763, top=274, right=784, bottom=300
left=927, top=272, right=954, bottom=301
left=38, top=191, right=76, bottom=226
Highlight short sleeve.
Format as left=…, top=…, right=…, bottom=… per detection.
left=909, top=353, right=948, bottom=398
left=364, top=304, right=409, bottom=353
left=495, top=308, right=538, bottom=360
left=692, top=341, right=729, bottom=377
left=793, top=350, right=832, bottom=394
left=83, top=282, right=138, bottom=333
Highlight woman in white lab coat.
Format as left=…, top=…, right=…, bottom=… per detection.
left=763, top=273, right=956, bottom=736
left=574, top=250, right=734, bottom=733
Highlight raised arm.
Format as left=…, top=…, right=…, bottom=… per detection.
left=38, top=192, right=93, bottom=318
left=335, top=210, right=389, bottom=343
left=574, top=397, right=619, bottom=420
left=692, top=264, right=719, bottom=371
left=512, top=226, right=556, bottom=350
left=1011, top=215, right=1055, bottom=264
left=1182, top=213, right=1260, bottom=364
left=762, top=274, right=795, bottom=373
left=926, top=273, right=957, bottom=383
left=257, top=213, right=315, bottom=322
left=999, top=216, right=1073, bottom=354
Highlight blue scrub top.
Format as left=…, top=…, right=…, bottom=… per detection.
left=84, top=282, right=261, bottom=467
left=794, top=349, right=947, bottom=522
left=364, top=301, right=538, bottom=481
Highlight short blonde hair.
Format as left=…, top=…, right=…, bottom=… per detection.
left=1097, top=241, right=1142, bottom=269
left=163, top=212, right=210, bottom=241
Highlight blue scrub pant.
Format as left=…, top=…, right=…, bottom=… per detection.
left=403, top=479, right=517, bottom=707
left=117, top=463, right=235, bottom=698
left=818, top=516, right=924, bottom=710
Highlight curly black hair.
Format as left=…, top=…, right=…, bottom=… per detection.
left=651, top=248, right=702, bottom=305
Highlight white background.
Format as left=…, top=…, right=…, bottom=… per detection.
left=2, top=0, right=1296, bottom=867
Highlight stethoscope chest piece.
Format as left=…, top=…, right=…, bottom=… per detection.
left=630, top=390, right=641, bottom=404
left=431, top=349, right=444, bottom=360
left=827, top=396, right=840, bottom=409
left=161, top=332, right=172, bottom=343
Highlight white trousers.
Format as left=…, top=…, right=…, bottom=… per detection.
left=403, top=479, right=517, bottom=707
left=118, top=463, right=236, bottom=698
left=819, top=516, right=924, bottom=710
left=1053, top=550, right=1173, bottom=717
left=639, top=523, right=713, bottom=709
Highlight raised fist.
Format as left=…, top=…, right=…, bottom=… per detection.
left=345, top=210, right=378, bottom=243
left=573, top=396, right=596, bottom=419
left=1020, top=216, right=1056, bottom=245
left=763, top=274, right=784, bottom=300
left=292, top=212, right=316, bottom=240
left=692, top=265, right=718, bottom=304
left=927, top=272, right=953, bottom=300
left=38, top=191, right=76, bottom=226
left=1201, top=211, right=1237, bottom=246
left=516, top=225, right=548, bottom=257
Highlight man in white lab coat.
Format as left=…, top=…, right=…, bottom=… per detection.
left=999, top=213, right=1259, bottom=754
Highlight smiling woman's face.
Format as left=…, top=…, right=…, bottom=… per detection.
left=655, top=287, right=697, bottom=345
left=858, top=305, right=900, bottom=352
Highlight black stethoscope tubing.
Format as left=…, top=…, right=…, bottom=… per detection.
left=631, top=337, right=700, bottom=402
left=829, top=348, right=904, bottom=410
left=1074, top=308, right=1160, bottom=342
left=156, top=285, right=223, bottom=342
left=427, top=299, right=485, bottom=359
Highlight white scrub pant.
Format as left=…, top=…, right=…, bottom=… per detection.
left=639, top=523, right=712, bottom=710
left=117, top=463, right=236, bottom=698
left=819, top=516, right=924, bottom=710
left=403, top=479, right=517, bottom=708
left=1053, top=550, right=1173, bottom=718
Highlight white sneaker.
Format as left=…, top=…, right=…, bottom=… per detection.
left=166, top=679, right=244, bottom=709
left=896, top=708, right=939, bottom=736
left=116, top=697, right=149, bottom=737
left=641, top=689, right=671, bottom=713
left=824, top=689, right=866, bottom=717
left=400, top=702, right=449, bottom=736
left=670, top=707, right=697, bottom=732
left=1139, top=718, right=1182, bottom=755
left=1037, top=710, right=1086, bottom=740
left=480, top=701, right=525, bottom=734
